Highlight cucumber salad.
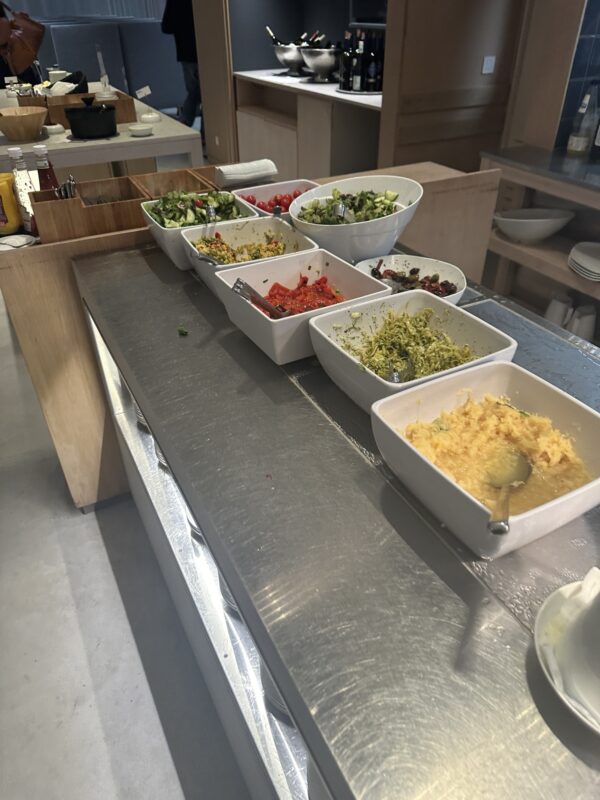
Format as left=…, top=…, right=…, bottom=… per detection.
left=148, top=191, right=244, bottom=228
left=298, top=187, right=401, bottom=225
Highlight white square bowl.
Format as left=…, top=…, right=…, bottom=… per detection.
left=233, top=179, right=319, bottom=218
left=371, top=361, right=600, bottom=559
left=141, top=193, right=257, bottom=270
left=181, top=216, right=318, bottom=302
left=309, top=291, right=517, bottom=413
left=216, top=249, right=391, bottom=364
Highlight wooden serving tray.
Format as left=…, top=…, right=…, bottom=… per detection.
left=18, top=89, right=136, bottom=129
left=130, top=168, right=217, bottom=198
left=30, top=175, right=150, bottom=243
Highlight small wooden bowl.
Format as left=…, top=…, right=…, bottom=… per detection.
left=0, top=106, right=48, bottom=142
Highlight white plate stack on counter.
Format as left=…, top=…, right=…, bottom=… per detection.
left=568, top=242, right=600, bottom=281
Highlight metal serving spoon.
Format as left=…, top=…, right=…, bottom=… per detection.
left=487, top=449, right=532, bottom=535
left=386, top=353, right=416, bottom=384
left=232, top=278, right=290, bottom=319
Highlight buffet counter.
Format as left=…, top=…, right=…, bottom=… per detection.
left=73, top=246, right=600, bottom=800
left=234, top=70, right=381, bottom=180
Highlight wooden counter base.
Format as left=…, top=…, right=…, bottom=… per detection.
left=0, top=228, right=153, bottom=507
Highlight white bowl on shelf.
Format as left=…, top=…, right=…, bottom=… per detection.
left=233, top=179, right=319, bottom=218
left=370, top=361, right=600, bottom=559
left=354, top=254, right=467, bottom=305
left=289, top=175, right=423, bottom=263
left=493, top=208, right=574, bottom=244
left=141, top=193, right=257, bottom=270
left=181, top=216, right=318, bottom=301
left=215, top=249, right=391, bottom=364
left=309, top=290, right=517, bottom=413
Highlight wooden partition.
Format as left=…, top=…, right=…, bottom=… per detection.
left=379, top=0, right=524, bottom=171
left=0, top=229, right=153, bottom=508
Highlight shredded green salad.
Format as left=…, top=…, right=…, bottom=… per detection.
left=148, top=191, right=244, bottom=228
left=333, top=307, right=475, bottom=381
left=298, top=187, right=401, bottom=224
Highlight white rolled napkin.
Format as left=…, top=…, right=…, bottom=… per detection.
left=214, top=159, right=279, bottom=189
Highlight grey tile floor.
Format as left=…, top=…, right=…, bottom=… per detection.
left=0, top=296, right=249, bottom=800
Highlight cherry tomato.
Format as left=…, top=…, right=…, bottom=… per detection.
left=266, top=201, right=275, bottom=212
left=280, top=200, right=290, bottom=211
left=292, top=189, right=302, bottom=199
left=245, top=194, right=256, bottom=205
left=256, top=200, right=268, bottom=211
left=281, top=194, right=293, bottom=206
left=273, top=194, right=283, bottom=204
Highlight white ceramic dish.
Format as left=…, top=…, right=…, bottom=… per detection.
left=181, top=216, right=318, bottom=302
left=370, top=361, right=600, bottom=559
left=309, top=291, right=517, bottom=413
left=535, top=577, right=600, bottom=735
left=216, top=249, right=391, bottom=364
left=233, top=179, right=319, bottom=218
left=140, top=110, right=161, bottom=124
left=129, top=122, right=153, bottom=137
left=494, top=208, right=574, bottom=244
left=354, top=254, right=467, bottom=305
left=142, top=193, right=258, bottom=270
left=42, top=123, right=65, bottom=136
left=289, top=175, right=423, bottom=263
left=569, top=242, right=600, bottom=274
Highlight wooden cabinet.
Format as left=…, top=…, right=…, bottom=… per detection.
left=235, top=74, right=381, bottom=180
left=379, top=0, right=524, bottom=171
left=237, top=107, right=298, bottom=180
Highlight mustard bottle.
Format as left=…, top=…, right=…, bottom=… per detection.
left=0, top=172, right=22, bottom=235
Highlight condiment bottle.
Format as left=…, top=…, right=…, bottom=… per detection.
left=0, top=172, right=22, bottom=235
left=32, top=144, right=58, bottom=191
left=7, top=146, right=36, bottom=234
left=567, top=83, right=598, bottom=156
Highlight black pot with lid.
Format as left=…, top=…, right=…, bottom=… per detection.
left=64, top=97, right=117, bottom=139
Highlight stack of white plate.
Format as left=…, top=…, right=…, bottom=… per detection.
left=568, top=242, right=600, bottom=281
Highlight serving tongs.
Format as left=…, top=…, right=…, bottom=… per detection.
left=332, top=200, right=355, bottom=223
left=232, top=278, right=290, bottom=319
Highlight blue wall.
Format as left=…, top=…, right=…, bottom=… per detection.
left=556, top=0, right=600, bottom=147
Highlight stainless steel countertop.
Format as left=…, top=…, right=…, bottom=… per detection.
left=74, top=247, right=600, bottom=800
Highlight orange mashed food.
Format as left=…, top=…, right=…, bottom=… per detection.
left=404, top=394, right=590, bottom=514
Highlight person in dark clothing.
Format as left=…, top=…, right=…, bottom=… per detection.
left=162, top=0, right=201, bottom=127
left=0, top=5, right=38, bottom=88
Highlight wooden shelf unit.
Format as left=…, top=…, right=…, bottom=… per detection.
left=488, top=230, right=600, bottom=301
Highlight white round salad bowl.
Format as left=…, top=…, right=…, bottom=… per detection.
left=289, top=175, right=423, bottom=264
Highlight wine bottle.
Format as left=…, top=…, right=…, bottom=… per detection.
left=339, top=30, right=353, bottom=91
left=352, top=31, right=365, bottom=91
left=265, top=26, right=284, bottom=46
left=365, top=32, right=377, bottom=92
left=296, top=32, right=308, bottom=46
left=375, top=32, right=385, bottom=92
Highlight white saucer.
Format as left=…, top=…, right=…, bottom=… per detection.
left=534, top=579, right=600, bottom=735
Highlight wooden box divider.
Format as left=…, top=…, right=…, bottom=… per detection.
left=130, top=168, right=217, bottom=198
left=30, top=175, right=151, bottom=244
left=18, top=89, right=136, bottom=129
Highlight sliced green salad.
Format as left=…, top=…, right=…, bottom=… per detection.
left=298, top=187, right=400, bottom=225
left=148, top=191, right=244, bottom=228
